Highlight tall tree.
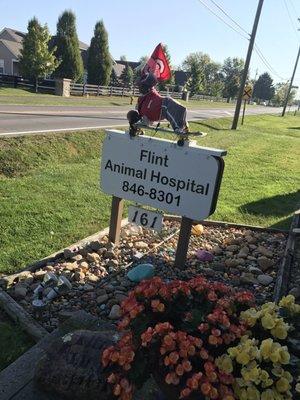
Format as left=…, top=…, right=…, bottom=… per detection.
left=182, top=52, right=215, bottom=96
left=120, top=55, right=127, bottom=61
left=120, top=63, right=133, bottom=87
left=19, top=18, right=58, bottom=92
left=253, top=72, right=275, bottom=101
left=53, top=10, right=83, bottom=82
left=221, top=57, right=244, bottom=102
left=87, top=20, right=112, bottom=86
left=110, top=68, right=119, bottom=86
left=273, top=82, right=296, bottom=106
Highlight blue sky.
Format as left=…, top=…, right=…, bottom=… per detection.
left=1, top=0, right=300, bottom=89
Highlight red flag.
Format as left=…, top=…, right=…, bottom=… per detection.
left=142, top=43, right=171, bottom=81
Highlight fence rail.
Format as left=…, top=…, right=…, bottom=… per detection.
left=0, top=74, right=231, bottom=103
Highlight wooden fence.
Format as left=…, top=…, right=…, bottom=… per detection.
left=0, top=74, right=55, bottom=92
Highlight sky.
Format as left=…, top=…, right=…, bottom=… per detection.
left=1, top=0, right=300, bottom=91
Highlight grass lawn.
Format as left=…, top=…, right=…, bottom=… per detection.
left=0, top=114, right=299, bottom=275
left=0, top=87, right=238, bottom=109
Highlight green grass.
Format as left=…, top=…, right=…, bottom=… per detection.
left=0, top=87, right=239, bottom=109
left=0, top=114, right=299, bottom=275
left=0, top=310, right=33, bottom=371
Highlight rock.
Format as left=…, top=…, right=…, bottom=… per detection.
left=134, top=241, right=149, bottom=250
left=35, top=330, right=117, bottom=400
left=127, top=263, right=155, bottom=282
left=89, top=241, right=102, bottom=252
left=115, top=293, right=127, bottom=303
left=64, top=262, right=77, bottom=272
left=237, top=246, right=249, bottom=258
left=240, top=273, right=258, bottom=285
left=191, top=224, right=204, bottom=236
left=96, top=294, right=109, bottom=305
left=257, top=246, right=273, bottom=258
left=257, top=274, right=273, bottom=286
left=211, top=246, right=223, bottom=255
left=14, top=284, right=28, bottom=299
left=74, top=271, right=85, bottom=282
left=226, top=245, right=239, bottom=252
left=245, top=235, right=257, bottom=244
left=196, top=250, right=214, bottom=262
left=257, top=257, right=274, bottom=271
left=225, top=259, right=240, bottom=268
left=87, top=274, right=99, bottom=283
left=109, top=304, right=122, bottom=320
left=83, top=284, right=94, bottom=292
left=71, top=254, right=83, bottom=262
left=249, top=266, right=263, bottom=275
left=86, top=253, right=101, bottom=263
left=105, top=250, right=116, bottom=259
left=107, top=259, right=119, bottom=269
left=288, top=287, right=300, bottom=299
left=34, top=270, right=47, bottom=280
left=63, top=248, right=74, bottom=259
left=213, top=263, right=226, bottom=272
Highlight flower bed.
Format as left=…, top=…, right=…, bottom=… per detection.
left=102, top=277, right=300, bottom=400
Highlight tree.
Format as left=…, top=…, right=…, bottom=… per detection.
left=273, top=82, right=296, bottom=106
left=120, top=63, right=134, bottom=87
left=253, top=72, right=275, bottom=102
left=120, top=55, right=127, bottom=61
left=19, top=18, right=58, bottom=92
left=110, top=68, right=119, bottom=86
left=87, top=20, right=112, bottom=86
left=182, top=52, right=223, bottom=96
left=53, top=10, right=84, bottom=82
left=221, top=57, right=244, bottom=102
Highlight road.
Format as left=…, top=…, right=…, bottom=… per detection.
left=0, top=104, right=284, bottom=137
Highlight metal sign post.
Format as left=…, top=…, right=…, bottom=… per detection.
left=241, top=85, right=253, bottom=126
left=101, top=130, right=226, bottom=268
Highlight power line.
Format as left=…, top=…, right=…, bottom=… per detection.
left=283, top=0, right=299, bottom=40
left=208, top=0, right=250, bottom=36
left=196, top=0, right=250, bottom=40
left=254, top=44, right=288, bottom=81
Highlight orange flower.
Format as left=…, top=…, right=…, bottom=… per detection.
left=209, top=387, right=219, bottom=399
left=208, top=335, right=218, bottom=345
left=211, top=328, right=221, bottom=337
left=187, top=345, right=196, bottom=356
left=179, top=349, right=188, bottom=358
left=113, top=384, right=121, bottom=396
left=182, top=359, right=192, bottom=372
left=187, top=377, right=198, bottom=390
left=204, top=361, right=215, bottom=372
left=199, top=348, right=209, bottom=359
left=169, top=351, right=179, bottom=364
left=180, top=388, right=191, bottom=399
left=176, top=364, right=184, bottom=376
left=201, top=382, right=212, bottom=396
left=163, top=335, right=175, bottom=348
left=207, top=371, right=218, bottom=383
left=164, top=356, right=170, bottom=366
left=107, top=373, right=117, bottom=384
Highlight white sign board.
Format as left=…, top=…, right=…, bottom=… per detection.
left=100, top=130, right=226, bottom=221
left=128, top=206, right=163, bottom=232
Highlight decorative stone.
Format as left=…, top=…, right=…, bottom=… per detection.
left=257, top=257, right=274, bottom=271
left=134, top=241, right=149, bottom=250
left=211, top=245, right=223, bottom=255
left=74, top=271, right=85, bottom=281
left=196, top=250, right=214, bottom=262
left=96, top=294, right=109, bottom=305
left=257, top=274, right=273, bottom=286
left=127, top=264, right=155, bottom=282
left=34, top=270, right=47, bottom=280
left=63, top=248, right=73, bottom=259
left=257, top=246, right=273, bottom=258
left=13, top=284, right=28, bottom=299
left=240, top=273, right=258, bottom=285
left=191, top=224, right=204, bottom=236
left=226, top=245, right=239, bottom=252
left=225, top=259, right=240, bottom=268
left=83, top=284, right=94, bottom=292
left=109, top=304, right=122, bottom=320
left=288, top=287, right=300, bottom=299
left=86, top=253, right=101, bottom=263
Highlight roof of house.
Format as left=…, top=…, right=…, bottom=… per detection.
left=0, top=38, right=22, bottom=58
left=1, top=27, right=26, bottom=42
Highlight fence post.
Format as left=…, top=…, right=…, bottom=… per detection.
left=97, top=85, right=100, bottom=96
left=110, top=86, right=113, bottom=96
left=82, top=83, right=86, bottom=96
left=122, top=87, right=125, bottom=97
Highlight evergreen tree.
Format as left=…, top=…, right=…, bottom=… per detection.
left=19, top=18, right=59, bottom=92
left=253, top=72, right=275, bottom=102
left=53, top=10, right=84, bottom=82
left=87, top=20, right=112, bottom=85
left=187, top=60, right=202, bottom=96
left=120, top=63, right=133, bottom=87
left=110, top=68, right=119, bottom=86
left=221, top=57, right=244, bottom=102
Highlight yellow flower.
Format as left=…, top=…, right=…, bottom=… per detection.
left=260, top=338, right=273, bottom=359
left=246, top=385, right=260, bottom=400
left=236, top=351, right=250, bottom=365
left=215, top=354, right=233, bottom=373
left=296, top=383, right=300, bottom=393
left=261, top=313, right=276, bottom=330
left=261, top=389, right=276, bottom=400
left=241, top=308, right=260, bottom=327
left=279, top=295, right=295, bottom=309
left=271, top=366, right=284, bottom=377
left=278, top=347, right=290, bottom=364
left=282, top=371, right=293, bottom=383
left=276, top=377, right=290, bottom=393
left=271, top=321, right=288, bottom=340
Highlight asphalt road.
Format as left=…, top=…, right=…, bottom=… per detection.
left=0, top=104, right=284, bottom=137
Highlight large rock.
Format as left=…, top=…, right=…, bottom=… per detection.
left=35, top=329, right=117, bottom=400
left=257, top=257, right=274, bottom=271
left=127, top=263, right=155, bottom=282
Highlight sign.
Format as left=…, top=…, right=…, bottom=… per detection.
left=242, top=85, right=253, bottom=100
left=128, top=206, right=163, bottom=232
left=100, top=130, right=226, bottom=221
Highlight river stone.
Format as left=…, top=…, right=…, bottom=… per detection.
left=134, top=241, right=149, bottom=250
left=96, top=293, right=109, bottom=305
left=127, top=263, right=155, bottom=282
left=257, top=245, right=273, bottom=258
left=288, top=287, right=300, bottom=299
left=35, top=330, right=117, bottom=400
left=257, top=274, right=273, bottom=286
left=13, top=284, right=28, bottom=299
left=109, top=304, right=122, bottom=320
left=196, top=250, right=214, bottom=262
left=257, top=257, right=274, bottom=271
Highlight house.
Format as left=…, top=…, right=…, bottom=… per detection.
left=0, top=27, right=90, bottom=77
left=0, top=28, right=25, bottom=75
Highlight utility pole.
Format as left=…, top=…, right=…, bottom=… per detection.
left=231, top=0, right=264, bottom=130
left=282, top=44, right=300, bottom=117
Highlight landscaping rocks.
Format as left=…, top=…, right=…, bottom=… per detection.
left=3, top=221, right=289, bottom=331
